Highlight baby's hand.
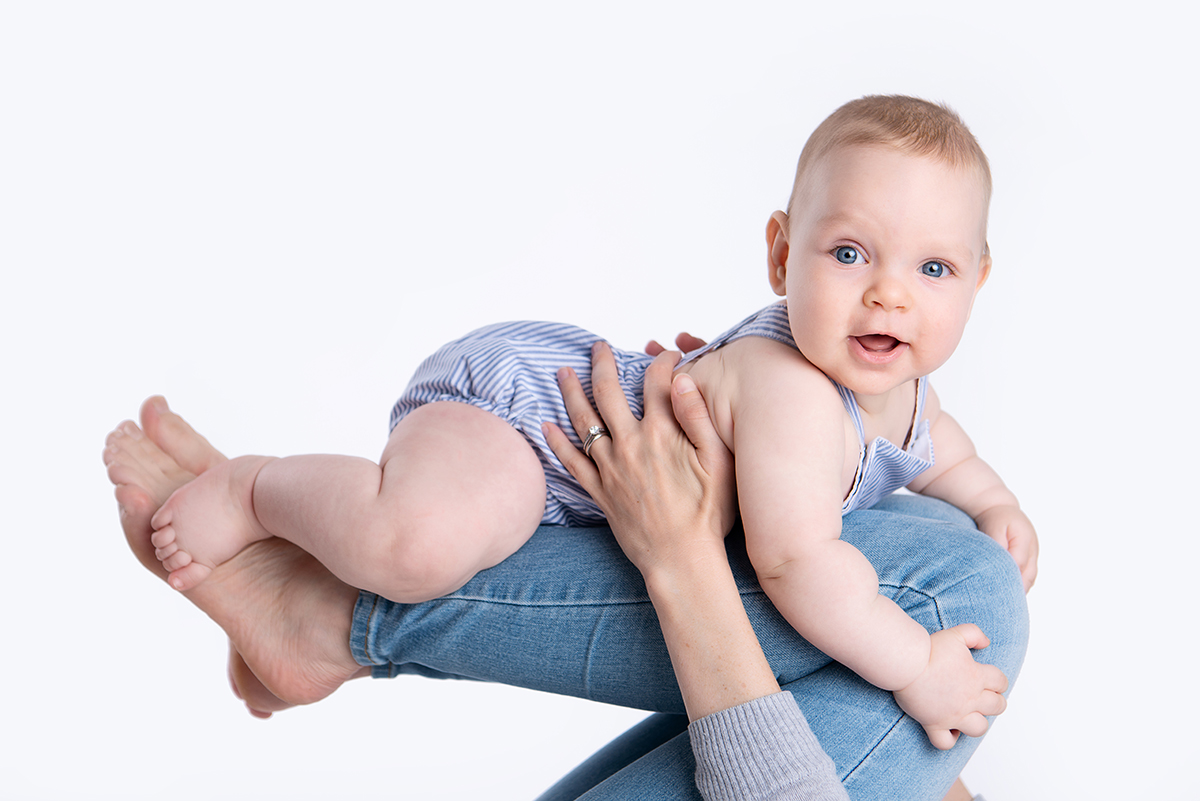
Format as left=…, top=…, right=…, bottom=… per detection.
left=975, top=504, right=1038, bottom=592
left=892, top=625, right=1008, bottom=750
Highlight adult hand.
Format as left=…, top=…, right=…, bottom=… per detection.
left=546, top=342, right=782, bottom=726
left=645, top=332, right=708, bottom=357
left=543, top=342, right=736, bottom=575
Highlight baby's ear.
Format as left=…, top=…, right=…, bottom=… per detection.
left=975, top=248, right=992, bottom=292
left=766, top=211, right=790, bottom=296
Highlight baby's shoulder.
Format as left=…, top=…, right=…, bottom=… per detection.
left=703, top=337, right=842, bottom=411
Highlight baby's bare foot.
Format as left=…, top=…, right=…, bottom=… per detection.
left=150, top=454, right=276, bottom=591
left=106, top=398, right=366, bottom=714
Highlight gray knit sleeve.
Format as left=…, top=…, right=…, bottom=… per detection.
left=687, top=692, right=849, bottom=801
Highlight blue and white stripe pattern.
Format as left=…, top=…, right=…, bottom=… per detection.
left=391, top=320, right=653, bottom=525
left=835, top=379, right=933, bottom=513
left=390, top=303, right=933, bottom=526
left=663, top=301, right=933, bottom=514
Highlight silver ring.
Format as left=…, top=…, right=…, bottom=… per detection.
left=583, top=424, right=609, bottom=458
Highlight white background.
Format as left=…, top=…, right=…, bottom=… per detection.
left=2, top=2, right=1195, bottom=799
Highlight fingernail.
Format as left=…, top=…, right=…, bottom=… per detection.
left=152, top=396, right=168, bottom=412
left=557, top=367, right=573, bottom=383
left=674, top=374, right=697, bottom=394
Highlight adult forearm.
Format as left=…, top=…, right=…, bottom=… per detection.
left=642, top=544, right=781, bottom=722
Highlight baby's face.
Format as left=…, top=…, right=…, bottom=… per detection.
left=770, top=144, right=991, bottom=398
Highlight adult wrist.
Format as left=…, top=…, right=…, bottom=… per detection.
left=639, top=540, right=734, bottom=601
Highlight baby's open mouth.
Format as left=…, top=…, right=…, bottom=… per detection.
left=854, top=334, right=901, bottom=353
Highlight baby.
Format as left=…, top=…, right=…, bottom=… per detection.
left=146, top=95, right=1036, bottom=747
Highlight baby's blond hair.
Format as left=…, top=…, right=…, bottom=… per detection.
left=787, top=95, right=991, bottom=218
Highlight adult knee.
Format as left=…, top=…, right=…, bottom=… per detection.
left=931, top=532, right=1030, bottom=685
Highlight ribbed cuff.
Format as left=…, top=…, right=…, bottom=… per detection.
left=688, top=692, right=848, bottom=801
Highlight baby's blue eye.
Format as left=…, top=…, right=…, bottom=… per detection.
left=834, top=246, right=863, bottom=264
left=920, top=261, right=947, bottom=278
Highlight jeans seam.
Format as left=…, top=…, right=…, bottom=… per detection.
left=430, top=595, right=656, bottom=609
left=842, top=710, right=906, bottom=783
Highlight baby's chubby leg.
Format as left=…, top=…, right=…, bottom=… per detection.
left=151, top=401, right=548, bottom=600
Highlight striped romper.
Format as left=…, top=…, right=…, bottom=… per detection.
left=390, top=302, right=935, bottom=527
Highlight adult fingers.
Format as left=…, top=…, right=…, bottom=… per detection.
left=674, top=332, right=708, bottom=353
left=645, top=339, right=667, bottom=356
left=641, top=349, right=681, bottom=423
left=589, top=342, right=635, bottom=436
left=556, top=365, right=605, bottom=444
left=543, top=421, right=602, bottom=497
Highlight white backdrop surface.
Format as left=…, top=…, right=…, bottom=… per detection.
left=2, top=2, right=1195, bottom=799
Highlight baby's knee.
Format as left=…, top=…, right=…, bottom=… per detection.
left=354, top=530, right=474, bottom=603
left=358, top=513, right=532, bottom=603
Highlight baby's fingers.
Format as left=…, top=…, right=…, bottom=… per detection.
left=979, top=688, right=1008, bottom=718
left=949, top=622, right=990, bottom=652
left=1008, top=534, right=1039, bottom=592
left=1021, top=564, right=1038, bottom=593
left=923, top=726, right=959, bottom=751
left=956, top=712, right=990, bottom=739
left=984, top=663, right=1009, bottom=695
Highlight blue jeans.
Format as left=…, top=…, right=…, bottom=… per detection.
left=350, top=495, right=1029, bottom=800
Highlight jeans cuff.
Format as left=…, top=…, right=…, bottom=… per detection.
left=349, top=590, right=395, bottom=678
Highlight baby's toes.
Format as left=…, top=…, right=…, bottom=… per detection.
left=167, top=562, right=211, bottom=592
left=162, top=548, right=193, bottom=573
left=149, top=525, right=176, bottom=551
left=150, top=503, right=173, bottom=531
left=155, top=540, right=180, bottom=561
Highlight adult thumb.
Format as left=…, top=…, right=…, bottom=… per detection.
left=671, top=373, right=729, bottom=465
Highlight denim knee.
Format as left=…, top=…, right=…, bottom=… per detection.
left=929, top=529, right=1029, bottom=684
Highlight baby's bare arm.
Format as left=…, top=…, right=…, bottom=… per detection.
left=724, top=341, right=929, bottom=689
left=719, top=343, right=1008, bottom=747
left=907, top=388, right=1039, bottom=590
